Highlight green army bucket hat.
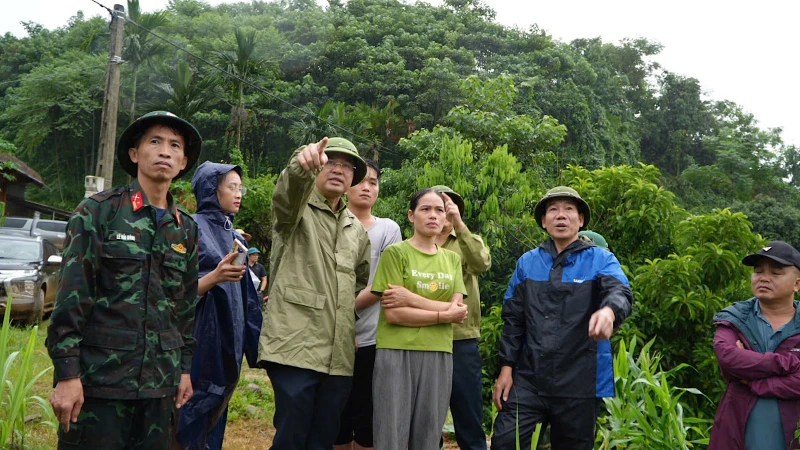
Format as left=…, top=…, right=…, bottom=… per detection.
left=432, top=185, right=465, bottom=215
left=534, top=186, right=591, bottom=231
left=117, top=111, right=202, bottom=180
left=578, top=230, right=608, bottom=249
left=324, top=137, right=366, bottom=185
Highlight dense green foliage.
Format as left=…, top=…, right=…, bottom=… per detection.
left=3, top=0, right=800, bottom=444
left=4, top=0, right=796, bottom=225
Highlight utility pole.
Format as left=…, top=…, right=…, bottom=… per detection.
left=89, top=4, right=125, bottom=197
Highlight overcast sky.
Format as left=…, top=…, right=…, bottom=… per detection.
left=2, top=0, right=798, bottom=146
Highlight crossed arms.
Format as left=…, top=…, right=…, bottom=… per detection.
left=714, top=324, right=800, bottom=399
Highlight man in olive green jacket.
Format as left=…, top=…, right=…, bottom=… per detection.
left=434, top=185, right=492, bottom=450
left=259, top=137, right=371, bottom=450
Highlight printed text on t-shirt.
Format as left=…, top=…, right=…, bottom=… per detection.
left=412, top=270, right=453, bottom=292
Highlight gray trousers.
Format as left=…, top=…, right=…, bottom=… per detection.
left=373, top=349, right=453, bottom=450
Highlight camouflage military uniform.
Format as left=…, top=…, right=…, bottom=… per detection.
left=46, top=179, right=199, bottom=449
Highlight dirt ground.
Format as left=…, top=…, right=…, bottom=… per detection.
left=222, top=367, right=468, bottom=449
left=224, top=422, right=465, bottom=449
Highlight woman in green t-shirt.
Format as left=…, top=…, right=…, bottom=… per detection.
left=368, top=188, right=468, bottom=450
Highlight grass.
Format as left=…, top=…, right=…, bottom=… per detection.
left=1, top=313, right=57, bottom=450
left=3, top=320, right=281, bottom=449
left=5, top=320, right=475, bottom=448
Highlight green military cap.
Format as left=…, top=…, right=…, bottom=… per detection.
left=578, top=230, right=608, bottom=249
left=534, top=186, right=591, bottom=231
left=431, top=185, right=465, bottom=215
left=324, top=137, right=366, bottom=186
left=117, top=110, right=202, bottom=180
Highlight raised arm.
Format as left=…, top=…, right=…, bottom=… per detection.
left=456, top=228, right=492, bottom=275
left=713, top=324, right=800, bottom=381
left=273, top=138, right=329, bottom=233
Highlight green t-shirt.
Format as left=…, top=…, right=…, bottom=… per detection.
left=372, top=240, right=467, bottom=353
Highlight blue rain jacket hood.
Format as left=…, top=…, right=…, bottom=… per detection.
left=176, top=161, right=262, bottom=449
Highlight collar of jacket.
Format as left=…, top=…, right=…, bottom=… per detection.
left=714, top=298, right=800, bottom=346
left=540, top=237, right=592, bottom=264
left=309, top=188, right=349, bottom=214
left=195, top=209, right=235, bottom=227
left=128, top=178, right=181, bottom=223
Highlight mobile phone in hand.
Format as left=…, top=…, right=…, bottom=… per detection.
left=230, top=239, right=248, bottom=266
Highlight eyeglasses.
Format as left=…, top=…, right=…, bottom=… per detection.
left=324, top=160, right=356, bottom=173
left=221, top=184, right=247, bottom=196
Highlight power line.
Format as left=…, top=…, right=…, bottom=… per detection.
left=88, top=0, right=407, bottom=159
left=88, top=0, right=114, bottom=16
left=0, top=64, right=109, bottom=88
left=494, top=220, right=538, bottom=249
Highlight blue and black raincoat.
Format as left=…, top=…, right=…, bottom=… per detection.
left=499, top=238, right=633, bottom=398
left=175, top=162, right=262, bottom=450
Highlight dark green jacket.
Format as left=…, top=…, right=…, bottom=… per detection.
left=46, top=180, right=199, bottom=399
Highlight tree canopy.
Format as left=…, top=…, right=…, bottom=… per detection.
left=2, top=0, right=799, bottom=433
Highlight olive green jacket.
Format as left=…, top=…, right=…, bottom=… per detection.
left=441, top=227, right=491, bottom=340
left=258, top=149, right=371, bottom=376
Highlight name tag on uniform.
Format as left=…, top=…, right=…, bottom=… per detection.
left=110, top=233, right=137, bottom=242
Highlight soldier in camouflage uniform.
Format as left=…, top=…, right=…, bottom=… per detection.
left=46, top=111, right=202, bottom=450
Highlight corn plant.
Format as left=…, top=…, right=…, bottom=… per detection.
left=595, top=337, right=711, bottom=450
left=0, top=303, right=55, bottom=448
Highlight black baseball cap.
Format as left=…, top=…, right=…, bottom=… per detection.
left=742, top=241, right=800, bottom=270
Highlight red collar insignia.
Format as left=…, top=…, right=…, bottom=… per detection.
left=131, top=191, right=144, bottom=211
left=175, top=207, right=181, bottom=225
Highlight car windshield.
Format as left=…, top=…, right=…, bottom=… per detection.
left=0, top=239, right=41, bottom=260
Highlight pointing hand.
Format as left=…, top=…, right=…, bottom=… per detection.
left=297, top=137, right=329, bottom=172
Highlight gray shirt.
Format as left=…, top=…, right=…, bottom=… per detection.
left=355, top=217, right=402, bottom=347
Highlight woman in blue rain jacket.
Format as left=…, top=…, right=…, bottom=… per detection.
left=175, top=162, right=262, bottom=449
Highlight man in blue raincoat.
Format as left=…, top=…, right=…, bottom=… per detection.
left=175, top=161, right=262, bottom=449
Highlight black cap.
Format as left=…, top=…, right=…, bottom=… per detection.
left=742, top=241, right=800, bottom=270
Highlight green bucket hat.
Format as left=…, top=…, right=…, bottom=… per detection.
left=324, top=137, right=366, bottom=186
left=534, top=186, right=591, bottom=231
left=578, top=230, right=608, bottom=249
left=117, top=111, right=202, bottom=180
left=431, top=185, right=465, bottom=215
